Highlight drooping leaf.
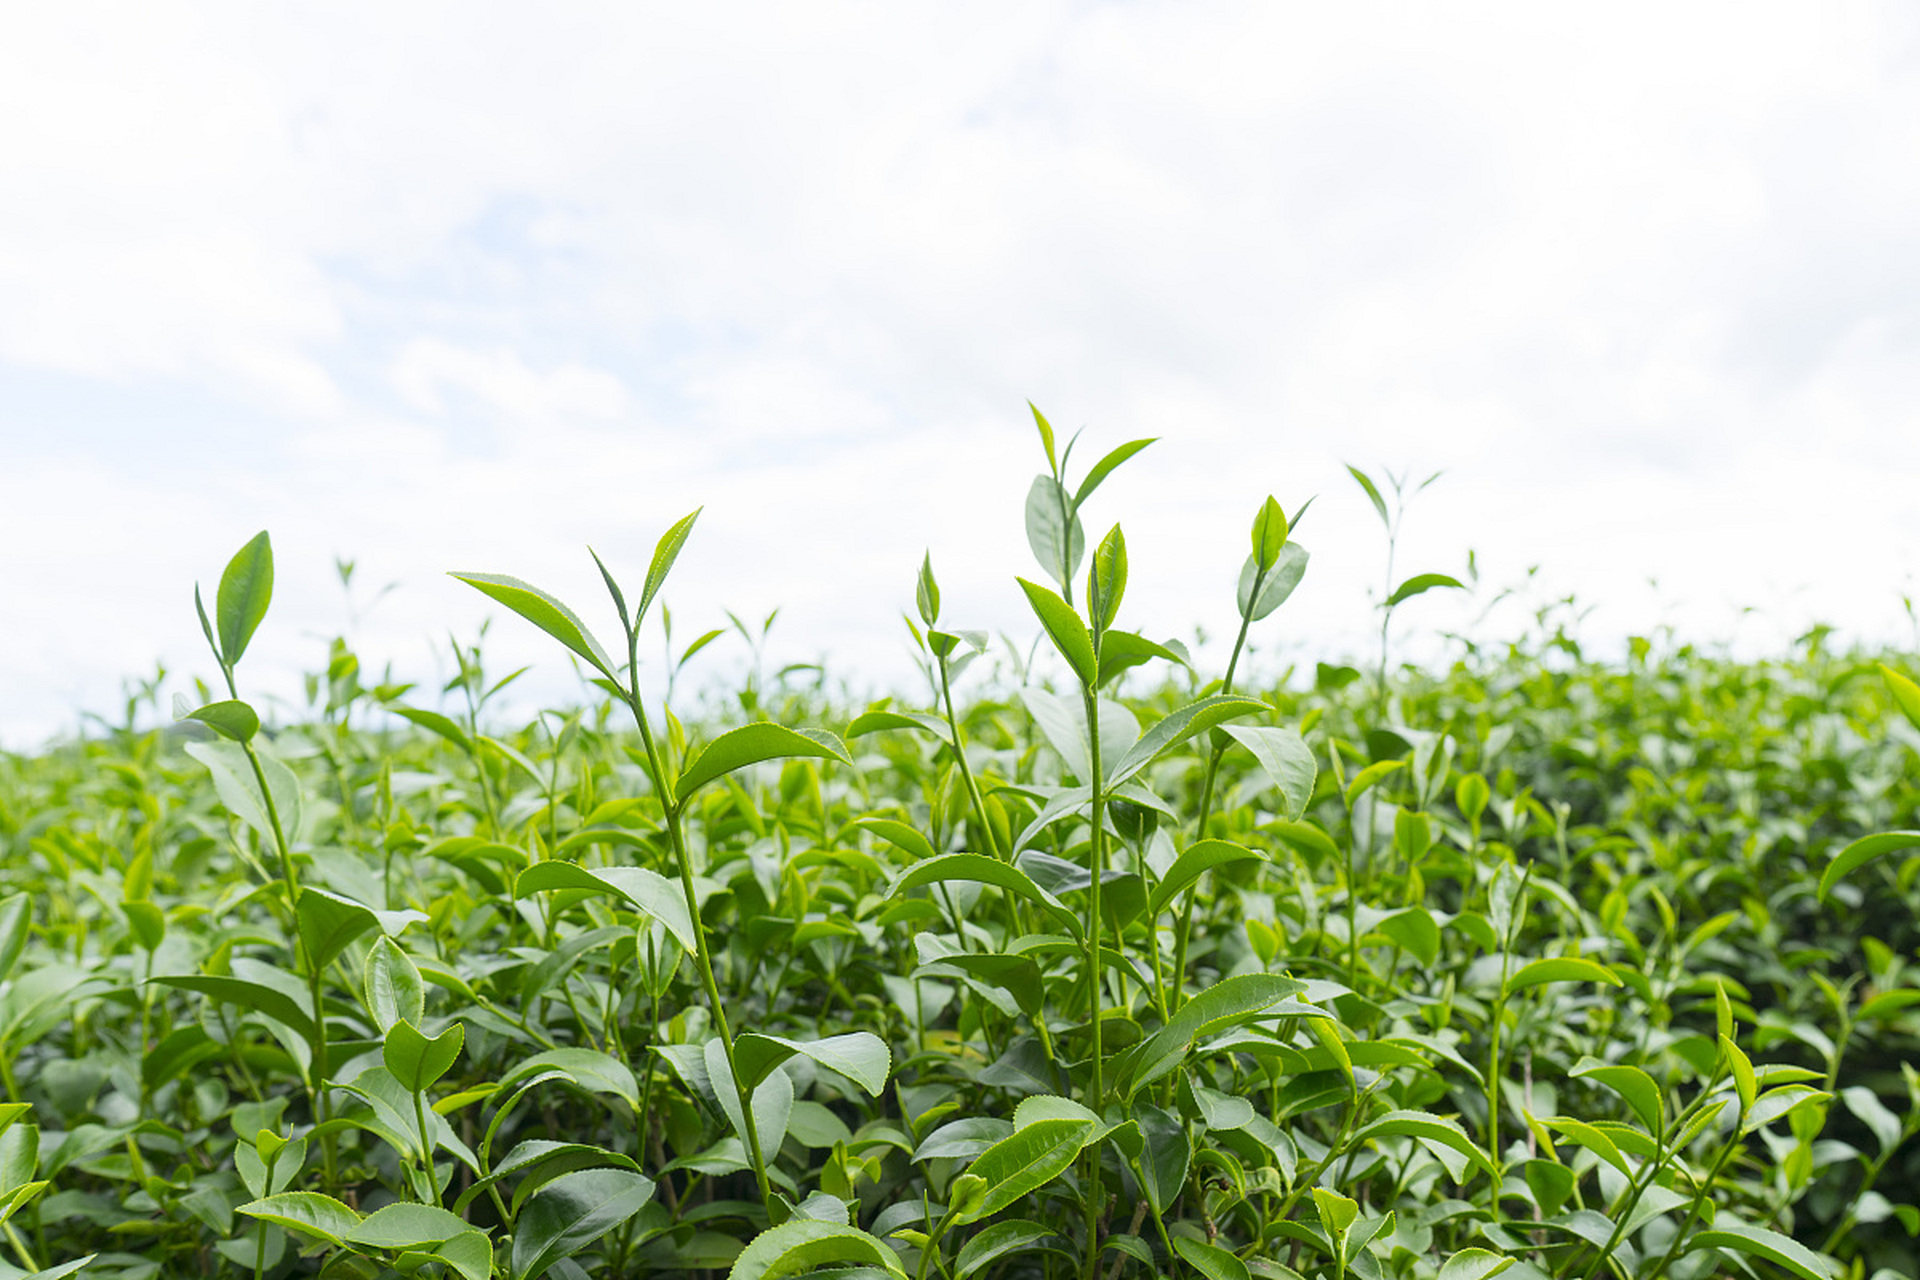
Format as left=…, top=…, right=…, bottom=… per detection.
left=1503, top=956, right=1622, bottom=997
left=1148, top=840, right=1266, bottom=915
left=1221, top=724, right=1316, bottom=820
left=513, top=862, right=698, bottom=954
left=155, top=975, right=315, bottom=1043
left=216, top=531, right=274, bottom=666
left=236, top=1191, right=360, bottom=1246
left=1106, top=695, right=1268, bottom=788
left=674, top=723, right=852, bottom=803
left=512, top=1168, right=657, bottom=1280
left=389, top=706, right=473, bottom=753
left=959, top=1119, right=1097, bottom=1223
left=1818, top=830, right=1920, bottom=901
left=1348, top=1109, right=1494, bottom=1176
left=732, top=1033, right=890, bottom=1097
left=1687, top=1225, right=1838, bottom=1280
left=498, top=1049, right=641, bottom=1113
left=1120, top=973, right=1312, bottom=1096
left=1571, top=1059, right=1664, bottom=1134
left=449, top=572, right=615, bottom=678
left=890, top=853, right=1081, bottom=936
left=726, top=1219, right=906, bottom=1280
left=1236, top=542, right=1310, bottom=622
left=955, top=1221, right=1058, bottom=1278
left=1347, top=465, right=1390, bottom=526
left=1387, top=573, right=1465, bottom=608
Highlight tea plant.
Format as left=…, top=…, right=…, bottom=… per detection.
left=0, top=411, right=1914, bottom=1280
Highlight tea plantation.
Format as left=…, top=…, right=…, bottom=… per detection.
left=1, top=427, right=1916, bottom=1280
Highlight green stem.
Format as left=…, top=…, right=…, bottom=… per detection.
left=1080, top=682, right=1109, bottom=1280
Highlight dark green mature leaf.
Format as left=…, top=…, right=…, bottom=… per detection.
left=155, top=975, right=315, bottom=1042
left=959, top=1119, right=1097, bottom=1223
left=236, top=1192, right=360, bottom=1246
left=1221, top=724, right=1315, bottom=820
left=1073, top=437, right=1155, bottom=506
left=364, top=937, right=424, bottom=1034
left=449, top=572, right=615, bottom=678
left=1172, top=1237, right=1250, bottom=1280
left=674, top=723, right=852, bottom=803
left=512, top=1169, right=656, bottom=1280
left=1130, top=1102, right=1189, bottom=1215
left=1236, top=542, right=1309, bottom=622
left=1106, top=695, right=1267, bottom=788
left=727, top=1219, right=905, bottom=1280
left=216, top=531, right=274, bottom=666
left=1387, top=573, right=1464, bottom=607
left=1818, top=830, right=1920, bottom=901
left=639, top=508, right=702, bottom=622
left=1016, top=577, right=1096, bottom=687
left=1120, top=974, right=1311, bottom=1096
left=733, top=1033, right=890, bottom=1097
left=1148, top=841, right=1266, bottom=915
left=384, top=1020, right=463, bottom=1093
left=185, top=700, right=259, bottom=743
left=298, top=889, right=425, bottom=971
left=1688, top=1225, right=1838, bottom=1280
left=955, top=1221, right=1058, bottom=1278
left=436, top=1231, right=493, bottom=1280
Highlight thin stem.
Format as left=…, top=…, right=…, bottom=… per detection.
left=1080, top=682, right=1109, bottom=1280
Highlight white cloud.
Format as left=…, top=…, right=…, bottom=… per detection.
left=2, top=1, right=1919, bottom=744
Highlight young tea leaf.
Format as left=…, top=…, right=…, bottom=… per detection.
left=216, top=531, right=274, bottom=668
left=449, top=572, right=615, bottom=679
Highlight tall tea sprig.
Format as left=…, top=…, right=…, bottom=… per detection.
left=453, top=511, right=858, bottom=1215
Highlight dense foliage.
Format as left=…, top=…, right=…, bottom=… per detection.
left=2, top=422, right=1917, bottom=1280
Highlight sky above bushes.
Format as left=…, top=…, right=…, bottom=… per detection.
left=3, top=2, right=1919, bottom=744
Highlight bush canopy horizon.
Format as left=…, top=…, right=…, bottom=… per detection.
left=1, top=407, right=1918, bottom=1280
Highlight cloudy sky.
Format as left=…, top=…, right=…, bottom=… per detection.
left=4, top=2, right=1919, bottom=746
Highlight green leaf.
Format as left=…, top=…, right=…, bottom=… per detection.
left=851, top=817, right=939, bottom=863
left=1841, top=1086, right=1903, bottom=1156
left=183, top=739, right=303, bottom=849
left=449, top=572, right=615, bottom=678
left=1543, top=1117, right=1630, bottom=1177
left=298, top=889, right=424, bottom=971
left=1688, top=1225, right=1838, bottom=1280
left=1503, top=957, right=1622, bottom=997
left=1387, top=573, right=1464, bottom=607
left=512, top=1168, right=657, bottom=1280
left=384, top=1020, right=464, bottom=1093
left=1016, top=577, right=1097, bottom=687
left=955, top=1220, right=1057, bottom=1278
left=1024, top=477, right=1086, bottom=595
left=915, top=552, right=940, bottom=628
left=0, top=894, right=29, bottom=984
left=960, top=1118, right=1097, bottom=1222
left=1720, top=1034, right=1757, bottom=1113
left=1237, top=543, right=1310, bottom=622
left=1818, top=830, right=1920, bottom=901
left=638, top=507, right=702, bottom=623
left=347, top=1202, right=473, bottom=1249
left=1221, top=724, right=1316, bottom=820
left=733, top=1033, right=891, bottom=1097
left=1106, top=695, right=1268, bottom=788
left=1571, top=1059, right=1664, bottom=1135
left=364, top=938, right=425, bottom=1034
left=1882, top=663, right=1920, bottom=732
left=1088, top=524, right=1127, bottom=635
left=1148, top=840, right=1266, bottom=915
left=1030, top=402, right=1058, bottom=475
left=1172, top=1237, right=1250, bottom=1280
left=1130, top=1101, right=1189, bottom=1215
left=845, top=709, right=954, bottom=746
left=708, top=1040, right=793, bottom=1157
left=892, top=853, right=1081, bottom=936
left=436, top=1231, right=493, bottom=1280
left=513, top=862, right=698, bottom=954
left=155, top=974, right=315, bottom=1043
left=726, top=1219, right=906, bottom=1280
left=1348, top=1109, right=1494, bottom=1176
left=389, top=706, right=473, bottom=753
left=216, top=531, right=274, bottom=667
left=1439, top=1249, right=1516, bottom=1280
left=185, top=700, right=259, bottom=743
left=1073, top=437, right=1155, bottom=506
left=1121, top=973, right=1312, bottom=1096
left=1251, top=496, right=1288, bottom=572
left=674, top=723, right=852, bottom=803
left=1344, top=758, right=1405, bottom=809
left=1347, top=464, right=1389, bottom=526
left=1094, top=630, right=1189, bottom=687
left=236, top=1191, right=361, bottom=1246
left=499, top=1048, right=640, bottom=1112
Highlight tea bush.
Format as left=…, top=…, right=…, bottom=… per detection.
left=1, top=415, right=1916, bottom=1280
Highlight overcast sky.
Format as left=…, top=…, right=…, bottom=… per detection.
left=4, top=2, right=1919, bottom=747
